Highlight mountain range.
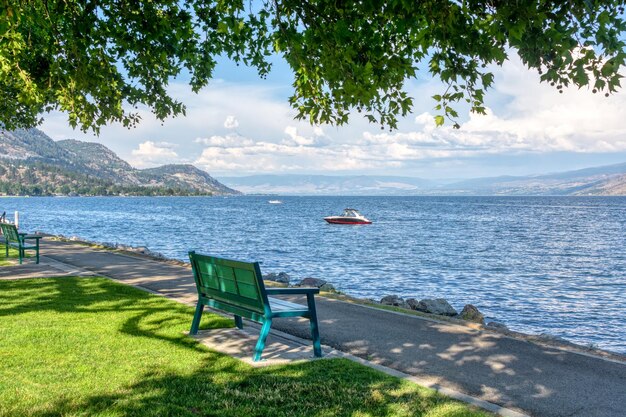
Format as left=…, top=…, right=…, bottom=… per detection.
left=218, top=163, right=626, bottom=196
left=0, top=128, right=239, bottom=196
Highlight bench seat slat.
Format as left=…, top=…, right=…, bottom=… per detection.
left=271, top=309, right=311, bottom=319
left=267, top=297, right=306, bottom=312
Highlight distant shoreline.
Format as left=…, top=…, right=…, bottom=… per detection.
left=2, top=194, right=626, bottom=198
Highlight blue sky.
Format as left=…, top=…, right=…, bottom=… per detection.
left=40, top=53, right=626, bottom=179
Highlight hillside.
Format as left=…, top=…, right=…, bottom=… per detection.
left=575, top=173, right=626, bottom=195
left=0, top=128, right=73, bottom=162
left=441, top=162, right=626, bottom=196
left=0, top=128, right=239, bottom=196
left=139, top=164, right=237, bottom=194
left=58, top=139, right=133, bottom=171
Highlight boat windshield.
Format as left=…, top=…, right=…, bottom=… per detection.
left=343, top=209, right=359, bottom=217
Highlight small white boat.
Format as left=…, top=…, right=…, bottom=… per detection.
left=268, top=200, right=283, bottom=204
left=324, top=208, right=372, bottom=225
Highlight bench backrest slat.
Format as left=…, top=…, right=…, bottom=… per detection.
left=189, top=252, right=269, bottom=315
left=0, top=223, right=20, bottom=243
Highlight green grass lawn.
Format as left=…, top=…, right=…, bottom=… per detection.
left=0, top=243, right=22, bottom=266
left=0, top=277, right=492, bottom=417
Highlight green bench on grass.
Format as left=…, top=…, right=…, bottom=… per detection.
left=0, top=222, right=41, bottom=264
left=189, top=251, right=322, bottom=361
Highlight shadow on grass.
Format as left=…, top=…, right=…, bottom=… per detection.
left=0, top=277, right=489, bottom=417
left=0, top=276, right=230, bottom=352
left=35, top=356, right=480, bottom=417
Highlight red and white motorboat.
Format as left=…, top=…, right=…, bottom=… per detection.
left=324, top=208, right=372, bottom=225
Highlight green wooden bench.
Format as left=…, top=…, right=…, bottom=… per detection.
left=188, top=251, right=322, bottom=361
left=0, top=222, right=41, bottom=264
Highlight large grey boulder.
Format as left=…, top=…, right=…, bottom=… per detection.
left=319, top=283, right=336, bottom=292
left=263, top=272, right=290, bottom=284
left=405, top=298, right=420, bottom=310
left=263, top=272, right=278, bottom=281
left=113, top=244, right=165, bottom=259
left=275, top=272, right=291, bottom=284
left=459, top=304, right=485, bottom=324
left=298, top=277, right=327, bottom=288
left=380, top=295, right=407, bottom=308
left=415, top=298, right=458, bottom=316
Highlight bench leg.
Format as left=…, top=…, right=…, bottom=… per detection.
left=234, top=315, right=243, bottom=329
left=307, top=293, right=322, bottom=357
left=253, top=318, right=272, bottom=362
left=18, top=247, right=23, bottom=265
left=35, top=240, right=39, bottom=264
left=190, top=302, right=204, bottom=335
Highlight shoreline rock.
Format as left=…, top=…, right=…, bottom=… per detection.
left=486, top=321, right=509, bottom=332
left=459, top=304, right=485, bottom=324
left=297, top=277, right=327, bottom=288
left=57, top=234, right=167, bottom=259
left=380, top=295, right=407, bottom=308
left=405, top=298, right=420, bottom=310
left=263, top=272, right=291, bottom=285
left=415, top=298, right=458, bottom=316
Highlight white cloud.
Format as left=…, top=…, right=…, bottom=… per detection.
left=224, top=115, right=239, bottom=129
left=194, top=134, right=253, bottom=147
left=194, top=129, right=412, bottom=173
left=193, top=59, right=626, bottom=174
left=354, top=57, right=626, bottom=161
left=39, top=81, right=319, bottom=159
left=283, top=126, right=316, bottom=146
left=39, top=55, right=626, bottom=177
left=130, top=141, right=179, bottom=168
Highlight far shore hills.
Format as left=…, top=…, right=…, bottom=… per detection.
left=0, top=128, right=239, bottom=197
left=1, top=127, right=625, bottom=196
left=219, top=163, right=626, bottom=196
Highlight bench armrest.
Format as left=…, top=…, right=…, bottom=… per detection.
left=265, top=287, right=320, bottom=295
left=21, top=235, right=42, bottom=241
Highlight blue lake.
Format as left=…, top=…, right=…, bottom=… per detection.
left=3, top=195, right=625, bottom=354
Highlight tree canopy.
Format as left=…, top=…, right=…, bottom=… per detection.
left=1, top=0, right=625, bottom=133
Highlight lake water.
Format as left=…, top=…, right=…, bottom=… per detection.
left=3, top=196, right=625, bottom=354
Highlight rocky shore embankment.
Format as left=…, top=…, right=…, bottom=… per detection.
left=261, top=271, right=513, bottom=331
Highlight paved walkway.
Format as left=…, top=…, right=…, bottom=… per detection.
left=0, top=255, right=92, bottom=280
left=10, top=238, right=626, bottom=417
